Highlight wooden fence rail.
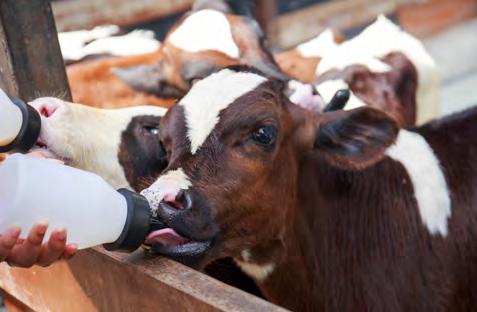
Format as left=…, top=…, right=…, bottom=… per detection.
left=0, top=248, right=286, bottom=311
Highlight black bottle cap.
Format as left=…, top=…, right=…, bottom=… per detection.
left=0, top=97, right=41, bottom=153
left=104, top=189, right=151, bottom=252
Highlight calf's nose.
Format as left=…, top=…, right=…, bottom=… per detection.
left=29, top=97, right=64, bottom=118
left=156, top=189, right=218, bottom=241
left=164, top=190, right=193, bottom=210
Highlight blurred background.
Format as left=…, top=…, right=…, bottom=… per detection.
left=50, top=0, right=477, bottom=115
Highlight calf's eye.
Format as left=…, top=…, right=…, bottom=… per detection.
left=252, top=126, right=277, bottom=146
left=143, top=126, right=160, bottom=135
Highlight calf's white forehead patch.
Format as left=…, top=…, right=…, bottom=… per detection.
left=141, top=168, right=192, bottom=215
left=180, top=69, right=267, bottom=154
left=297, top=28, right=339, bottom=58
left=315, top=79, right=366, bottom=110
left=386, top=130, right=451, bottom=236
left=168, top=9, right=240, bottom=59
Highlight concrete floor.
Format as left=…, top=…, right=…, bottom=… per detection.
left=423, top=18, right=477, bottom=116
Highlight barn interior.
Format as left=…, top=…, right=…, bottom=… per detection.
left=0, top=0, right=476, bottom=311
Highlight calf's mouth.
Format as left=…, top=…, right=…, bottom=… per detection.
left=144, top=189, right=219, bottom=267
left=29, top=138, right=70, bottom=163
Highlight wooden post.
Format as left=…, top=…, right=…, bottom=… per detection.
left=0, top=0, right=71, bottom=101
left=254, top=0, right=278, bottom=47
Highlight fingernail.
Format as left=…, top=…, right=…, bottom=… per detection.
left=56, top=228, right=67, bottom=241
left=7, top=226, right=21, bottom=237
left=68, top=244, right=78, bottom=254
left=36, top=222, right=48, bottom=235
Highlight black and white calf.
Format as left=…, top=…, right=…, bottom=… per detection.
left=28, top=98, right=167, bottom=191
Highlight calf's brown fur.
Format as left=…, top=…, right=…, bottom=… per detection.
left=146, top=69, right=477, bottom=311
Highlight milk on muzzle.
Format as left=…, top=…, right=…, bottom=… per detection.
left=0, top=89, right=41, bottom=153
left=0, top=154, right=155, bottom=251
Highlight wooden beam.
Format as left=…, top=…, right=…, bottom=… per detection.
left=52, top=0, right=194, bottom=32
left=0, top=0, right=71, bottom=101
left=0, top=248, right=286, bottom=312
left=2, top=292, right=33, bottom=312
left=398, top=0, right=477, bottom=38
left=276, top=0, right=426, bottom=49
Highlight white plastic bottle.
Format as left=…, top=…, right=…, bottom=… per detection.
left=0, top=89, right=41, bottom=153
left=0, top=154, right=151, bottom=251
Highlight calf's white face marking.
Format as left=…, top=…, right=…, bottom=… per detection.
left=315, top=79, right=366, bottom=110
left=168, top=9, right=240, bottom=59
left=386, top=130, right=451, bottom=236
left=180, top=69, right=267, bottom=154
left=141, top=168, right=192, bottom=215
left=79, top=30, right=160, bottom=59
left=297, top=28, right=339, bottom=58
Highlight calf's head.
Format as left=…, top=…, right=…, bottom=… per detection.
left=113, top=6, right=285, bottom=99
left=29, top=97, right=168, bottom=191
left=142, top=68, right=399, bottom=268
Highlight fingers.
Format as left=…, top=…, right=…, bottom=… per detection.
left=0, top=227, right=21, bottom=262
left=7, top=223, right=47, bottom=267
left=62, top=244, right=78, bottom=260
left=2, top=224, right=77, bottom=268
left=36, top=228, right=67, bottom=267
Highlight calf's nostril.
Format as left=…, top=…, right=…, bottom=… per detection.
left=162, top=190, right=194, bottom=210
left=175, top=190, right=193, bottom=210
left=38, top=103, right=59, bottom=118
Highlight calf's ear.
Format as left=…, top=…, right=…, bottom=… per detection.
left=314, top=107, right=399, bottom=170
left=112, top=64, right=162, bottom=95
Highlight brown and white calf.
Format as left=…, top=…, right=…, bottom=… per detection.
left=65, top=0, right=283, bottom=108
left=115, top=11, right=438, bottom=126
left=140, top=68, right=477, bottom=311
left=66, top=51, right=175, bottom=109
left=28, top=97, right=168, bottom=190
left=275, top=28, right=344, bottom=83
left=113, top=4, right=285, bottom=99
left=27, top=96, right=263, bottom=295
left=318, top=16, right=439, bottom=125
left=288, top=15, right=439, bottom=126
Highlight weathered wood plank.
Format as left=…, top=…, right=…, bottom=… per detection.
left=52, top=0, right=194, bottom=32
left=2, top=292, right=33, bottom=312
left=0, top=0, right=71, bottom=101
left=276, top=0, right=424, bottom=49
left=0, top=248, right=287, bottom=312
left=398, top=0, right=477, bottom=37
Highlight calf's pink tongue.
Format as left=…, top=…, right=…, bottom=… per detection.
left=145, top=228, right=189, bottom=246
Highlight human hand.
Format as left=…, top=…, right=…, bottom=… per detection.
left=0, top=223, right=77, bottom=267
